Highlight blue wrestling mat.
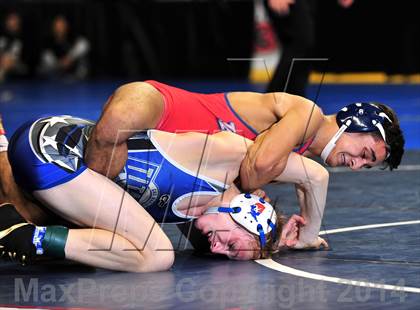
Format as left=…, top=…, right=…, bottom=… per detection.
left=1, top=81, right=419, bottom=309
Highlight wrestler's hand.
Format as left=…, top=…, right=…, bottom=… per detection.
left=278, top=214, right=306, bottom=248
left=251, top=189, right=271, bottom=203
left=293, top=236, right=329, bottom=250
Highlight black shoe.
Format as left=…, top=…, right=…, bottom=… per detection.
left=0, top=203, right=36, bottom=265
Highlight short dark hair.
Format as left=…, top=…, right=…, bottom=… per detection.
left=371, top=103, right=405, bottom=170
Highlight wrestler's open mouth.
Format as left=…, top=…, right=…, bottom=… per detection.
left=342, top=153, right=345, bottom=166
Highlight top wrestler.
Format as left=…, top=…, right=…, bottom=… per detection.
left=85, top=81, right=404, bottom=187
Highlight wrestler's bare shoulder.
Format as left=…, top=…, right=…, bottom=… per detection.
left=227, top=91, right=318, bottom=125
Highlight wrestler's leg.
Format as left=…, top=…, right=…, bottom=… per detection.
left=85, top=82, right=165, bottom=178
left=0, top=115, right=50, bottom=224
left=0, top=152, right=25, bottom=207
left=0, top=114, right=22, bottom=207
left=33, top=168, right=174, bottom=272
left=0, top=203, right=150, bottom=270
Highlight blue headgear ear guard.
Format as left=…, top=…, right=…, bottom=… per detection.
left=320, top=102, right=392, bottom=163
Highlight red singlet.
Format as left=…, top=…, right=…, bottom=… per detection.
left=146, top=80, right=258, bottom=140
left=146, top=80, right=314, bottom=154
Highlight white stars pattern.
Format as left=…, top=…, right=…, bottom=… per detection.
left=40, top=116, right=69, bottom=127
left=38, top=116, right=86, bottom=172
left=41, top=134, right=59, bottom=151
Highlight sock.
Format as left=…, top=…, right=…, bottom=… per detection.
left=32, top=226, right=69, bottom=259
left=0, top=135, right=8, bottom=153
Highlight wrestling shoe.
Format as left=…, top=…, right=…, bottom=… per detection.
left=0, top=203, right=36, bottom=265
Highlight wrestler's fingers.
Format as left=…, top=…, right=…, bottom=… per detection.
left=319, top=237, right=329, bottom=250
left=286, top=227, right=299, bottom=241
left=250, top=189, right=271, bottom=203
left=284, top=217, right=300, bottom=235
left=289, top=214, right=306, bottom=226
left=283, top=217, right=295, bottom=231
left=251, top=189, right=264, bottom=197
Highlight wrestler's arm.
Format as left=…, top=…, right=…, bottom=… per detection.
left=239, top=93, right=324, bottom=191
left=85, top=82, right=164, bottom=178
left=273, top=152, right=329, bottom=248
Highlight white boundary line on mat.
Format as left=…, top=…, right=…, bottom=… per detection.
left=319, top=220, right=420, bottom=235
left=255, top=220, right=420, bottom=294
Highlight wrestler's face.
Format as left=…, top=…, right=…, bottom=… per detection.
left=195, top=213, right=258, bottom=260
left=326, top=132, right=388, bottom=170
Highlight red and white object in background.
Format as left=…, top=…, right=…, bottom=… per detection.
left=250, top=0, right=280, bottom=83
left=0, top=114, right=5, bottom=135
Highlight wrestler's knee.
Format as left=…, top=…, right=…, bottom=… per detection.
left=113, top=81, right=162, bottom=109
left=135, top=236, right=175, bottom=272
left=94, top=82, right=163, bottom=142
left=144, top=250, right=175, bottom=272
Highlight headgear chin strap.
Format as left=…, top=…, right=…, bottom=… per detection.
left=205, top=193, right=277, bottom=248
left=320, top=120, right=351, bottom=163
left=320, top=102, right=392, bottom=164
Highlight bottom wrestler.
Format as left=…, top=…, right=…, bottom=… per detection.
left=1, top=116, right=327, bottom=272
